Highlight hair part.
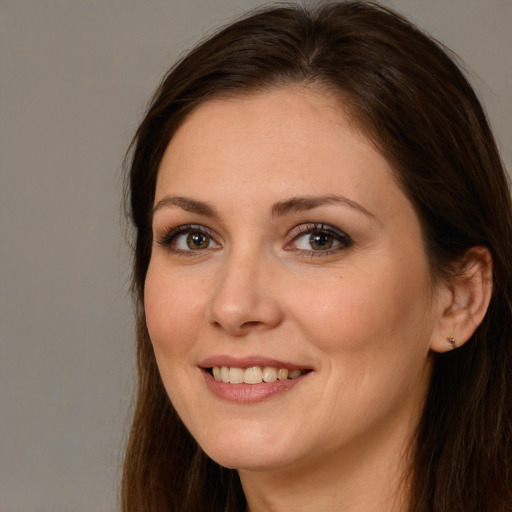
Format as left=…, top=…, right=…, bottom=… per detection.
left=123, top=2, right=512, bottom=511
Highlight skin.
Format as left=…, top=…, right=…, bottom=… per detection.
left=144, top=87, right=487, bottom=511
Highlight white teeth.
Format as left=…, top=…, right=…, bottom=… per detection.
left=244, top=366, right=263, bottom=384
left=277, top=368, right=289, bottom=380
left=262, top=366, right=277, bottom=383
left=220, top=366, right=230, bottom=383
left=229, top=367, right=244, bottom=384
left=212, top=366, right=305, bottom=384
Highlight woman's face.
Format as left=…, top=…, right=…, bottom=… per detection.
left=145, top=87, right=443, bottom=473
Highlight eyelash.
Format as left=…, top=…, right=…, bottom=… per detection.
left=156, top=224, right=219, bottom=255
left=155, top=222, right=353, bottom=257
left=286, top=223, right=353, bottom=257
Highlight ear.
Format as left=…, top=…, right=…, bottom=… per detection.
left=430, top=246, right=493, bottom=353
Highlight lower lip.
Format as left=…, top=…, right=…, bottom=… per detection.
left=202, top=369, right=309, bottom=403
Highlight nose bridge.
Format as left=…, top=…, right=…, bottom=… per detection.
left=207, top=243, right=282, bottom=334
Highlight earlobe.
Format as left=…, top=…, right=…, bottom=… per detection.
left=430, top=246, right=493, bottom=353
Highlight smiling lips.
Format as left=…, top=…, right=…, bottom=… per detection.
left=201, top=358, right=312, bottom=402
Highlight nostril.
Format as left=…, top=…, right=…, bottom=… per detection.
left=241, top=320, right=262, bottom=328
left=210, top=318, right=264, bottom=332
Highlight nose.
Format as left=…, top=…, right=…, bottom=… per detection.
left=207, top=250, right=284, bottom=336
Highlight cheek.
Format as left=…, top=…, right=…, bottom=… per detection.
left=144, top=262, right=205, bottom=361
left=288, top=258, right=433, bottom=358
left=288, top=262, right=434, bottom=428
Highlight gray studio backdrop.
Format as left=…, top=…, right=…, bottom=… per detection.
left=1, top=1, right=510, bottom=511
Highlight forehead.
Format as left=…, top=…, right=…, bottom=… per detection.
left=156, top=86, right=393, bottom=196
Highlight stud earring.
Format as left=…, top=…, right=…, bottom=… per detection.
left=447, top=336, right=456, bottom=349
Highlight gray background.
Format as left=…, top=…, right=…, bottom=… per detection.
left=1, top=1, right=510, bottom=511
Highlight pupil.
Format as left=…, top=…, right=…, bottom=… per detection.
left=187, top=232, right=208, bottom=249
left=310, top=232, right=333, bottom=250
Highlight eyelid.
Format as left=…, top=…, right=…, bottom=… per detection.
left=156, top=223, right=220, bottom=251
left=285, top=222, right=353, bottom=253
left=287, top=222, right=349, bottom=239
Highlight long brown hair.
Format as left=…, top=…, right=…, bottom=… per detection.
left=122, top=2, right=512, bottom=510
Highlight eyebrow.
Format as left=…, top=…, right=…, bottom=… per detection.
left=271, top=195, right=375, bottom=219
left=152, top=196, right=219, bottom=217
left=152, top=194, right=375, bottom=220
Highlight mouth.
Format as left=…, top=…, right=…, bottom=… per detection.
left=199, top=357, right=313, bottom=403
left=207, top=365, right=310, bottom=384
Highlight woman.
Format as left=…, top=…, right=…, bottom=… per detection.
left=122, top=2, right=512, bottom=511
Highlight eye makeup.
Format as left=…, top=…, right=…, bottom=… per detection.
left=156, top=223, right=220, bottom=255
left=285, top=222, right=353, bottom=257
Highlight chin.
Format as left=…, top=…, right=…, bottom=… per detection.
left=195, top=426, right=300, bottom=471
left=208, top=450, right=294, bottom=472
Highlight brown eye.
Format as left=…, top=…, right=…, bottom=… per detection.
left=309, top=231, right=334, bottom=250
left=289, top=223, right=352, bottom=255
left=157, top=224, right=220, bottom=253
left=186, top=232, right=210, bottom=250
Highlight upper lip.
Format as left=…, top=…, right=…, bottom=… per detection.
left=199, top=355, right=312, bottom=371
